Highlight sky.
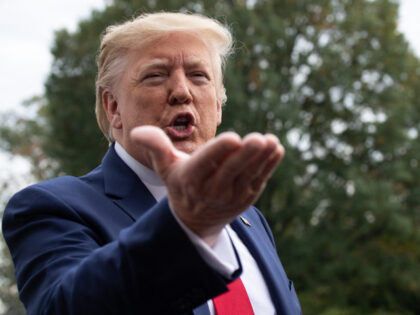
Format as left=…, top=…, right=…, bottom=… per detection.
left=0, top=0, right=106, bottom=195
left=0, top=0, right=419, bottom=193
left=0, top=0, right=106, bottom=115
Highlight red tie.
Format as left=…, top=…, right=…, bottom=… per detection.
left=212, top=278, right=254, bottom=315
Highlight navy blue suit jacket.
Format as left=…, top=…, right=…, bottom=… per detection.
left=2, top=145, right=301, bottom=315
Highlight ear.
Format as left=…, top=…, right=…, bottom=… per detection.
left=216, top=100, right=222, bottom=126
left=102, top=89, right=122, bottom=129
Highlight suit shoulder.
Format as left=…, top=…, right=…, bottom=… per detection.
left=3, top=167, right=104, bottom=223
left=10, top=165, right=103, bottom=200
left=7, top=176, right=79, bottom=202
left=4, top=176, right=81, bottom=217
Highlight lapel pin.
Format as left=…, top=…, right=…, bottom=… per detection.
left=240, top=216, right=251, bottom=227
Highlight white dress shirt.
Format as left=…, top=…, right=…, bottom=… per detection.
left=115, top=142, right=276, bottom=314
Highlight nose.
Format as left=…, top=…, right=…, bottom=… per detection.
left=167, top=71, right=192, bottom=106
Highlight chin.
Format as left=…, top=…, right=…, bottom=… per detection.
left=173, top=140, right=200, bottom=154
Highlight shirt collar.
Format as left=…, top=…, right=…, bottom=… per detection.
left=114, top=141, right=167, bottom=201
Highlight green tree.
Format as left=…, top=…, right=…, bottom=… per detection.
left=0, top=237, right=25, bottom=315
left=0, top=173, right=28, bottom=315
left=1, top=0, right=419, bottom=314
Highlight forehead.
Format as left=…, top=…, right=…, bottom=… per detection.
left=128, top=32, right=215, bottom=69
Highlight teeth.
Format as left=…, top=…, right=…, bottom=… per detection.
left=175, top=117, right=189, bottom=125
left=173, top=115, right=191, bottom=130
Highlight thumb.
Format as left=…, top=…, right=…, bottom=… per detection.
left=130, top=126, right=185, bottom=176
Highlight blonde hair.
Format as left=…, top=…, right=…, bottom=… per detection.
left=95, top=12, right=233, bottom=142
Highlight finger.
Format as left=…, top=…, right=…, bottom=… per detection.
left=230, top=134, right=280, bottom=194
left=262, top=142, right=285, bottom=178
left=249, top=142, right=285, bottom=191
left=210, top=133, right=267, bottom=186
left=244, top=134, right=280, bottom=176
left=185, top=131, right=242, bottom=183
left=130, top=126, right=186, bottom=175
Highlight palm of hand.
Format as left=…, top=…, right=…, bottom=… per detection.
left=131, top=126, right=284, bottom=245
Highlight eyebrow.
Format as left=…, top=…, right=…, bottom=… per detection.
left=137, top=57, right=211, bottom=74
left=135, top=58, right=170, bottom=75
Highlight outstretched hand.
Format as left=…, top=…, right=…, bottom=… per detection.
left=130, top=126, right=285, bottom=246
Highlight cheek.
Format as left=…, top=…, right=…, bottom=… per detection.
left=201, top=109, right=219, bottom=137
left=135, top=89, right=166, bottom=110
left=132, top=89, right=158, bottom=107
left=127, top=97, right=166, bottom=126
left=197, top=90, right=220, bottom=129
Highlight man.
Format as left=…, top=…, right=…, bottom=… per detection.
left=3, top=12, right=301, bottom=315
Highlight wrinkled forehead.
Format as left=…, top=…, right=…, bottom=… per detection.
left=135, top=31, right=215, bottom=58
left=126, top=31, right=219, bottom=72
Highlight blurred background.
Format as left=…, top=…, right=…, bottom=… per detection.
left=1, top=0, right=419, bottom=314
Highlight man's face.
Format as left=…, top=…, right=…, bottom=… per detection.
left=104, top=32, right=222, bottom=158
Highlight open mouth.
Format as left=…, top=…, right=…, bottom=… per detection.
left=173, top=114, right=192, bottom=131
left=167, top=113, right=195, bottom=138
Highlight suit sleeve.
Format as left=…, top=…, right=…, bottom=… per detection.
left=2, top=184, right=230, bottom=315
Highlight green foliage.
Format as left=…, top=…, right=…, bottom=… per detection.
left=1, top=0, right=420, bottom=313
left=0, top=232, right=25, bottom=315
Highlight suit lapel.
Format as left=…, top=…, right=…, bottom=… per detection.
left=230, top=211, right=297, bottom=315
left=102, top=145, right=212, bottom=315
left=101, top=144, right=157, bottom=221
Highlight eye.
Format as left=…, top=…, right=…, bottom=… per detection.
left=142, top=72, right=167, bottom=85
left=189, top=71, right=209, bottom=83
left=145, top=73, right=165, bottom=79
left=191, top=72, right=205, bottom=77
